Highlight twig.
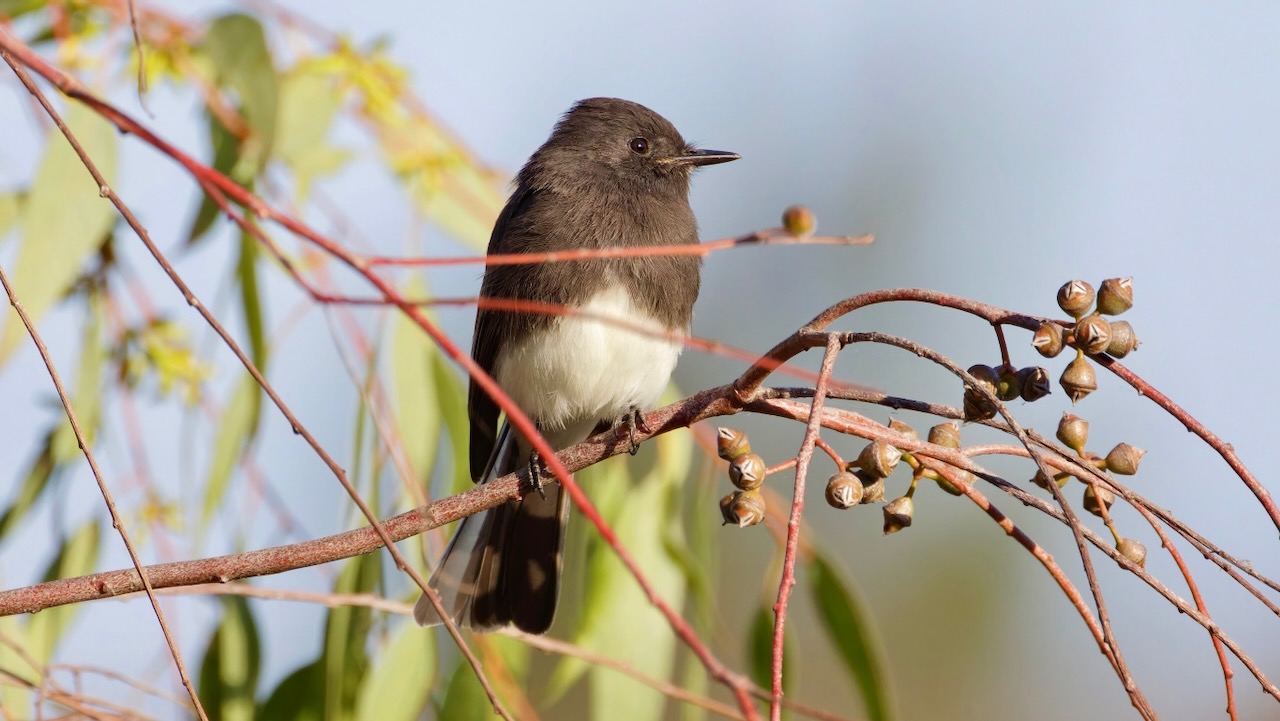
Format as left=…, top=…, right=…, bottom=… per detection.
left=771, top=334, right=840, bottom=721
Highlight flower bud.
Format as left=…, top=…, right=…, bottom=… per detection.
left=1056, top=413, right=1089, bottom=453
left=729, top=452, right=767, bottom=490
left=856, top=439, right=902, bottom=479
left=963, top=364, right=1000, bottom=420
left=1017, top=366, right=1052, bottom=402
left=1117, top=537, right=1147, bottom=568
left=1105, top=321, right=1140, bottom=358
left=1060, top=355, right=1098, bottom=404
left=882, top=495, right=915, bottom=535
left=723, top=489, right=766, bottom=527
left=825, top=471, right=865, bottom=509
left=716, top=427, right=751, bottom=461
left=928, top=422, right=961, bottom=449
left=1083, top=484, right=1115, bottom=517
left=1032, top=321, right=1067, bottom=358
left=1104, top=443, right=1146, bottom=475
left=781, top=205, right=817, bottom=237
left=888, top=419, right=918, bottom=441
left=1096, top=277, right=1134, bottom=316
left=1057, top=280, right=1096, bottom=319
left=1073, top=313, right=1112, bottom=354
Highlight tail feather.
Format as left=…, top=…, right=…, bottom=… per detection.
left=414, top=423, right=571, bottom=634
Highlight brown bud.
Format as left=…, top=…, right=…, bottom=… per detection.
left=1056, top=413, right=1089, bottom=453
left=718, top=493, right=737, bottom=525
left=1060, top=355, right=1098, bottom=404
left=1105, top=321, right=1140, bottom=358
left=1032, top=321, right=1067, bottom=358
left=729, top=452, right=767, bottom=490
left=1104, top=443, right=1146, bottom=475
left=1083, top=484, right=1115, bottom=517
left=716, top=427, right=751, bottom=461
left=856, top=440, right=903, bottom=479
left=888, top=419, right=918, bottom=441
left=1057, top=280, right=1096, bottom=319
left=725, top=489, right=767, bottom=528
left=1117, top=537, right=1147, bottom=568
left=781, top=205, right=817, bottom=237
left=882, top=496, right=915, bottom=534
left=964, top=364, right=1000, bottom=421
left=1073, top=313, right=1112, bottom=354
left=1017, top=366, right=1052, bottom=402
left=858, top=471, right=886, bottom=504
left=1096, top=277, right=1134, bottom=316
left=825, top=471, right=865, bottom=509
left=928, top=422, right=961, bottom=449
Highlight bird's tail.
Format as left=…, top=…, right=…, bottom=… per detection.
left=413, top=423, right=570, bottom=634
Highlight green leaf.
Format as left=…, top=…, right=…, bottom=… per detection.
left=0, top=430, right=57, bottom=539
left=747, top=604, right=792, bottom=696
left=27, top=520, right=100, bottom=664
left=433, top=351, right=471, bottom=497
left=810, top=555, right=896, bottom=721
left=258, top=661, right=323, bottom=721
left=0, top=191, right=21, bottom=242
left=198, top=596, right=261, bottom=721
left=0, top=0, right=46, bottom=20
left=276, top=67, right=349, bottom=200
left=202, top=14, right=277, bottom=174
left=0, top=615, right=37, bottom=714
left=0, top=103, right=116, bottom=362
left=186, top=112, right=243, bottom=246
left=235, top=232, right=267, bottom=369
left=201, top=372, right=262, bottom=529
left=391, top=280, right=442, bottom=490
left=438, top=660, right=492, bottom=721
left=354, top=621, right=435, bottom=721
left=321, top=553, right=381, bottom=721
left=49, top=291, right=106, bottom=462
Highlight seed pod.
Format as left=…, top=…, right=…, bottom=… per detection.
left=726, top=489, right=767, bottom=528
left=1073, top=313, right=1112, bottom=354
left=1106, top=321, right=1140, bottom=358
left=718, top=493, right=737, bottom=525
left=1056, top=413, right=1089, bottom=453
left=825, top=471, right=865, bottom=509
left=963, top=364, right=1000, bottom=420
left=1060, top=355, right=1098, bottom=404
left=1057, top=280, right=1096, bottom=319
left=888, top=419, right=918, bottom=441
left=1017, top=366, right=1052, bottom=402
left=882, top=496, right=915, bottom=535
left=1117, top=537, right=1147, bottom=568
left=729, top=452, right=767, bottom=490
left=928, top=422, right=962, bottom=449
left=1096, top=277, right=1134, bottom=316
left=781, top=204, right=817, bottom=236
left=996, top=365, right=1023, bottom=402
left=1032, top=321, right=1067, bottom=358
left=934, top=467, right=974, bottom=496
left=716, top=427, right=751, bottom=461
left=1032, top=470, right=1072, bottom=490
left=1083, top=484, right=1115, bottom=517
left=856, top=440, right=903, bottom=478
left=1105, top=443, right=1146, bottom=475
left=859, top=472, right=886, bottom=504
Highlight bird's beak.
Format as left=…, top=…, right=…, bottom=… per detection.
left=671, top=148, right=740, bottom=167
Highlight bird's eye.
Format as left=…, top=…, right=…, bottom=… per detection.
left=629, top=137, right=650, bottom=154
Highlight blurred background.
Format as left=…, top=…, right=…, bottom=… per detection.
left=2, top=1, right=1278, bottom=719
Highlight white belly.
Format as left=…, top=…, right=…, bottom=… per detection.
left=493, top=285, right=684, bottom=442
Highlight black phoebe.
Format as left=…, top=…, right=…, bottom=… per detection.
left=413, top=97, right=738, bottom=634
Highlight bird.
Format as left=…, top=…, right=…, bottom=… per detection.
left=414, top=97, right=738, bottom=634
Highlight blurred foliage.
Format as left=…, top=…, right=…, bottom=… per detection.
left=0, top=2, right=891, bottom=720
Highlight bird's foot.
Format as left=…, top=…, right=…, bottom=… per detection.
left=613, top=406, right=646, bottom=456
